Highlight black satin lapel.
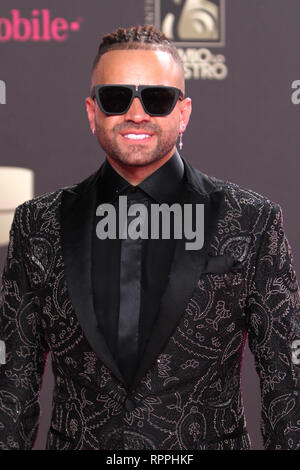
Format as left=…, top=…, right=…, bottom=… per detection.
left=61, top=182, right=125, bottom=385
left=132, top=186, right=224, bottom=389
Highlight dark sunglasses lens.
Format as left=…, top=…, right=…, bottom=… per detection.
left=142, top=87, right=177, bottom=115
left=98, top=86, right=132, bottom=114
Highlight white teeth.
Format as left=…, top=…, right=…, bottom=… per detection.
left=124, top=134, right=151, bottom=140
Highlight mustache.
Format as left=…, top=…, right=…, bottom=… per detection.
left=113, top=123, right=160, bottom=134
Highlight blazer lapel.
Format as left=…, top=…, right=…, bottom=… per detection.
left=60, top=168, right=125, bottom=385
left=132, top=159, right=224, bottom=389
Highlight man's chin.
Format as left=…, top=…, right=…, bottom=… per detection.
left=109, top=152, right=161, bottom=168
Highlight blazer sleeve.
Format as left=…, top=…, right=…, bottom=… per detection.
left=245, top=202, right=300, bottom=450
left=0, top=205, right=49, bottom=450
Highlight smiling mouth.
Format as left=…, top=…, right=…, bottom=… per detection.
left=122, top=133, right=153, bottom=141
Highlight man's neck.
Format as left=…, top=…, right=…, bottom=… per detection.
left=106, top=151, right=175, bottom=186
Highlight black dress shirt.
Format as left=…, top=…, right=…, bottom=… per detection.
left=92, top=151, right=186, bottom=386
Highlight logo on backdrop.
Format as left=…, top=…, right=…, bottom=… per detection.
left=0, top=167, right=34, bottom=246
left=291, top=80, right=300, bottom=105
left=144, top=0, right=227, bottom=80
left=0, top=9, right=83, bottom=42
left=0, top=80, right=6, bottom=104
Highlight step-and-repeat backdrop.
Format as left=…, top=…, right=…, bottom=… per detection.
left=0, top=0, right=299, bottom=450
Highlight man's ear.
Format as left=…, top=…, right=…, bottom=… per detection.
left=179, top=97, right=192, bottom=133
left=85, top=97, right=96, bottom=132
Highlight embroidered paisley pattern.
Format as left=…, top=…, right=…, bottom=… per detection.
left=0, top=173, right=299, bottom=450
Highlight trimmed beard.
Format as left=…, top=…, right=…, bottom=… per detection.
left=95, top=121, right=179, bottom=167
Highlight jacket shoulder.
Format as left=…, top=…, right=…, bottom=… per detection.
left=213, top=174, right=281, bottom=216
left=191, top=165, right=281, bottom=214
left=14, top=186, right=68, bottom=217
left=14, top=166, right=100, bottom=215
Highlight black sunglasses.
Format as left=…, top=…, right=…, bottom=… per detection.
left=91, top=84, right=184, bottom=117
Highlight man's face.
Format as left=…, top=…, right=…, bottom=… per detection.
left=86, top=49, right=192, bottom=168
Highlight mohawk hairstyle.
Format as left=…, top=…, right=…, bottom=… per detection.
left=92, top=24, right=183, bottom=72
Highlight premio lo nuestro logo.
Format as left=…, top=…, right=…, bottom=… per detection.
left=145, top=0, right=227, bottom=80
left=0, top=9, right=83, bottom=42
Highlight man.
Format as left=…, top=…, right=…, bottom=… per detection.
left=0, top=25, right=299, bottom=450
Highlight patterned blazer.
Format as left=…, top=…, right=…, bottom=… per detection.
left=0, top=155, right=299, bottom=450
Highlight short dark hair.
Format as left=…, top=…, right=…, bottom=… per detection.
left=92, top=24, right=183, bottom=73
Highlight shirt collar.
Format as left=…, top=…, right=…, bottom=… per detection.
left=99, top=150, right=185, bottom=205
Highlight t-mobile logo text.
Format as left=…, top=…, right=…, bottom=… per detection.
left=0, top=9, right=83, bottom=42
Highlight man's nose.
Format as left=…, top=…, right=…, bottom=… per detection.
left=124, top=97, right=150, bottom=122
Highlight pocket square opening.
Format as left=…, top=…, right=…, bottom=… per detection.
left=203, top=255, right=243, bottom=274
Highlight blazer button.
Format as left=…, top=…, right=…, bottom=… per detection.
left=124, top=398, right=135, bottom=412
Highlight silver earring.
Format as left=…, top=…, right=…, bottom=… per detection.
left=179, top=132, right=183, bottom=150
left=92, top=127, right=95, bottom=135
